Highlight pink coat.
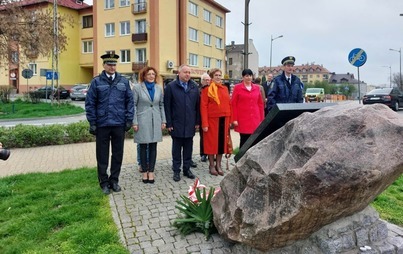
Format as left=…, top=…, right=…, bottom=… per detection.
left=231, top=82, right=264, bottom=134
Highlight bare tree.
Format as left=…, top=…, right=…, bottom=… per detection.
left=391, top=73, right=403, bottom=90
left=0, top=0, right=73, bottom=67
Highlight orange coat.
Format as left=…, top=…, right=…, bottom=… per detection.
left=200, top=84, right=232, bottom=154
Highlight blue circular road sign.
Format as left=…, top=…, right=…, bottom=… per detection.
left=348, top=48, right=367, bottom=67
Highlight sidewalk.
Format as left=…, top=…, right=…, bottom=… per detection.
left=0, top=130, right=239, bottom=178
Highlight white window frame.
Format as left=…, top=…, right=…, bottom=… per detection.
left=189, top=27, right=198, bottom=42
left=203, top=9, right=211, bottom=22
left=135, top=19, right=147, bottom=33
left=105, top=0, right=115, bottom=9
left=203, top=33, right=211, bottom=46
left=120, top=49, right=131, bottom=63
left=120, top=21, right=130, bottom=35
left=189, top=2, right=198, bottom=16
left=119, top=0, right=130, bottom=7
left=216, top=15, right=223, bottom=27
left=134, top=0, right=146, bottom=12
left=105, top=23, right=115, bottom=37
left=82, top=40, right=93, bottom=53
left=189, top=53, right=198, bottom=66
left=203, top=57, right=211, bottom=68
left=216, top=59, right=222, bottom=68
left=28, top=63, right=37, bottom=75
left=136, top=48, right=147, bottom=62
left=216, top=37, right=223, bottom=49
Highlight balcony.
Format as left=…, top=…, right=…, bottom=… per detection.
left=132, top=33, right=147, bottom=43
left=132, top=61, right=148, bottom=71
left=132, top=1, right=147, bottom=14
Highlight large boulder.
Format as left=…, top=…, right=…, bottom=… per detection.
left=211, top=103, right=403, bottom=251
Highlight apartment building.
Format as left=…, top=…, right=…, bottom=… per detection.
left=86, top=0, right=229, bottom=84
left=0, top=0, right=229, bottom=93
left=225, top=39, right=259, bottom=81
left=259, top=63, right=331, bottom=84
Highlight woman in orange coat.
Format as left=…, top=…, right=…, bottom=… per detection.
left=231, top=69, right=265, bottom=148
left=200, top=68, right=231, bottom=176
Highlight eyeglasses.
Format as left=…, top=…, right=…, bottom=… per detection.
left=202, top=79, right=211, bottom=81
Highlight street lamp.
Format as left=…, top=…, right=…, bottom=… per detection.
left=381, top=65, right=392, bottom=88
left=269, top=34, right=283, bottom=70
left=389, top=48, right=401, bottom=88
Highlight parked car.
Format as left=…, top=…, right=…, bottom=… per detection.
left=70, top=84, right=89, bottom=101
left=35, top=86, right=70, bottom=99
left=305, top=88, right=325, bottom=102
left=362, top=87, right=403, bottom=111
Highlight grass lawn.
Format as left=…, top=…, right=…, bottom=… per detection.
left=0, top=168, right=128, bottom=254
left=0, top=168, right=401, bottom=254
left=0, top=100, right=84, bottom=119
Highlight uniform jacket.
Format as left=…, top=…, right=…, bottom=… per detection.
left=200, top=83, right=231, bottom=128
left=85, top=71, right=134, bottom=127
left=164, top=77, right=200, bottom=138
left=266, top=72, right=303, bottom=112
left=231, top=82, right=264, bottom=134
left=133, top=82, right=166, bottom=143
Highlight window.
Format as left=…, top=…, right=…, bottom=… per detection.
left=189, top=53, right=198, bottom=66
left=28, top=63, right=37, bottom=75
left=120, top=49, right=131, bottom=63
left=203, top=9, right=211, bottom=22
left=216, top=59, right=222, bottom=68
left=135, top=19, right=146, bottom=33
left=105, top=23, right=115, bottom=36
left=216, top=37, right=223, bottom=49
left=189, top=2, right=198, bottom=16
left=229, top=58, right=233, bottom=65
left=203, top=57, right=211, bottom=68
left=120, top=21, right=130, bottom=35
left=229, top=70, right=233, bottom=78
left=134, top=0, right=146, bottom=12
left=82, top=15, right=93, bottom=28
left=11, top=51, right=18, bottom=63
left=82, top=40, right=93, bottom=53
left=216, top=15, right=223, bottom=27
left=189, top=28, right=198, bottom=42
left=120, top=0, right=129, bottom=7
left=105, top=0, right=114, bottom=9
left=203, top=33, right=211, bottom=46
left=136, top=48, right=146, bottom=62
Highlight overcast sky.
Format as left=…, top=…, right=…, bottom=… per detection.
left=85, top=0, right=403, bottom=86
left=216, top=0, right=403, bottom=86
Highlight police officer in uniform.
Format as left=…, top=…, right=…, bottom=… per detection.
left=266, top=56, right=304, bottom=113
left=85, top=53, right=134, bottom=195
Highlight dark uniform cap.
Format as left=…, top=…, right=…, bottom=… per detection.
left=281, top=56, right=296, bottom=65
left=101, top=53, right=119, bottom=65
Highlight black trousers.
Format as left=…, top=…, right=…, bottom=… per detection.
left=140, top=142, right=157, bottom=172
left=171, top=137, right=193, bottom=173
left=96, top=126, right=125, bottom=188
left=199, top=129, right=205, bottom=156
left=239, top=133, right=251, bottom=149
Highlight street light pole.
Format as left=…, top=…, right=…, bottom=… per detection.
left=269, top=34, right=283, bottom=70
left=382, top=65, right=392, bottom=88
left=389, top=48, right=402, bottom=88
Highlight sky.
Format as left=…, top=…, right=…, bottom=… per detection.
left=85, top=0, right=403, bottom=86
left=215, top=0, right=403, bottom=86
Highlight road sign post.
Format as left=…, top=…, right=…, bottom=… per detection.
left=348, top=48, right=367, bottom=104
left=22, top=69, right=33, bottom=93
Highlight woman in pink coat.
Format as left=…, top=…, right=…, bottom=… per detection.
left=231, top=69, right=265, bottom=148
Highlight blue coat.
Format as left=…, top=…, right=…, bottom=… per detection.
left=85, top=71, right=134, bottom=127
left=164, top=77, right=200, bottom=138
left=266, top=72, right=304, bottom=112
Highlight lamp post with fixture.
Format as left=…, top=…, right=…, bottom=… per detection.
left=389, top=48, right=401, bottom=88
left=269, top=35, right=283, bottom=70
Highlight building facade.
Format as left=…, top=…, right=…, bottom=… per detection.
left=259, top=63, right=331, bottom=84
left=225, top=39, right=259, bottom=81
left=0, top=0, right=230, bottom=93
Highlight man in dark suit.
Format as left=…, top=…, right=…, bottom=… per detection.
left=164, top=64, right=200, bottom=182
left=262, top=73, right=274, bottom=115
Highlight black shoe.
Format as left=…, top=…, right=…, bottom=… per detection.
left=200, top=155, right=207, bottom=162
left=173, top=172, right=181, bottom=182
left=101, top=186, right=111, bottom=195
left=190, top=160, right=197, bottom=168
left=184, top=170, right=196, bottom=179
left=110, top=183, right=121, bottom=192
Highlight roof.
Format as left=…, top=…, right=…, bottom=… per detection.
left=2, top=0, right=91, bottom=10
left=329, top=73, right=358, bottom=83
left=259, top=64, right=331, bottom=75
left=202, top=0, right=230, bottom=13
